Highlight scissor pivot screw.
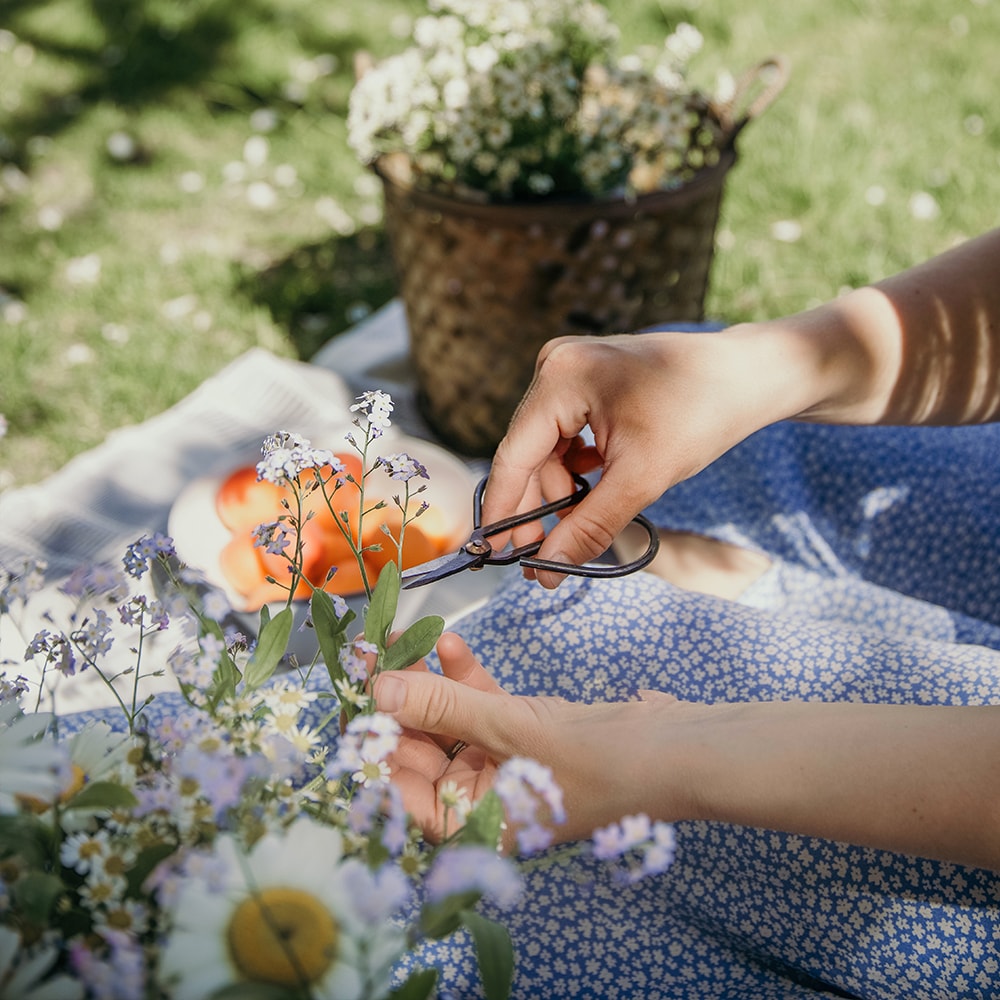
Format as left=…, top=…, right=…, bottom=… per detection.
left=465, top=538, right=490, bottom=556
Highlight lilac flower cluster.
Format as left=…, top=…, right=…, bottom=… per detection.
left=117, top=593, right=169, bottom=631
left=379, top=452, right=429, bottom=483
left=350, top=390, right=394, bottom=437
left=60, top=563, right=128, bottom=603
left=24, top=628, right=76, bottom=677
left=495, top=756, right=566, bottom=855
left=591, top=813, right=677, bottom=883
left=251, top=519, right=291, bottom=558
left=72, top=608, right=115, bottom=661
left=69, top=927, right=146, bottom=1000
left=341, top=856, right=412, bottom=926
left=424, top=844, right=523, bottom=909
left=0, top=556, right=45, bottom=611
left=340, top=638, right=379, bottom=685
left=122, top=533, right=175, bottom=579
left=256, top=430, right=339, bottom=485
left=347, top=782, right=409, bottom=856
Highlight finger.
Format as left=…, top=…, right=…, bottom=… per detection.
left=637, top=688, right=680, bottom=704
left=484, top=349, right=589, bottom=526
left=538, top=446, right=580, bottom=503
left=391, top=729, right=448, bottom=773
left=389, top=764, right=441, bottom=839
left=531, top=475, right=641, bottom=589
left=436, top=633, right=505, bottom=695
left=374, top=669, right=519, bottom=757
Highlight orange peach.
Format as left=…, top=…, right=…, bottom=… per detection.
left=362, top=507, right=450, bottom=574
left=243, top=576, right=313, bottom=611
left=218, top=530, right=266, bottom=597
left=216, top=466, right=286, bottom=533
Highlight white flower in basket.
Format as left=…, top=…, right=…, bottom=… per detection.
left=347, top=0, right=733, bottom=202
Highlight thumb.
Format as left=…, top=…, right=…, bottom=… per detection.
left=533, top=478, right=636, bottom=589
left=374, top=670, right=507, bottom=750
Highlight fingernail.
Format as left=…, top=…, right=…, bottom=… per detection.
left=539, top=557, right=569, bottom=590
left=376, top=674, right=405, bottom=713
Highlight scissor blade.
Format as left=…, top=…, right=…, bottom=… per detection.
left=400, top=548, right=481, bottom=589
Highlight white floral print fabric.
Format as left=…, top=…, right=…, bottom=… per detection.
left=398, top=421, right=1000, bottom=999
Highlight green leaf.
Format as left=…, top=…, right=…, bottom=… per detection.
left=459, top=790, right=505, bottom=848
left=419, top=889, right=481, bottom=939
left=0, top=813, right=55, bottom=866
left=208, top=984, right=295, bottom=1000
left=388, top=968, right=438, bottom=1000
left=461, top=909, right=515, bottom=1000
left=382, top=615, right=445, bottom=672
left=205, top=649, right=241, bottom=709
left=311, top=588, right=354, bottom=685
left=244, top=606, right=294, bottom=689
left=63, top=780, right=138, bottom=812
left=126, top=841, right=179, bottom=897
left=364, top=561, right=400, bottom=648
left=12, top=871, right=68, bottom=924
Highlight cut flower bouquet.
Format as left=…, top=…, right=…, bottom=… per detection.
left=347, top=0, right=730, bottom=202
left=0, top=393, right=675, bottom=999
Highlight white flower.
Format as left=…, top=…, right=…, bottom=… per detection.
left=159, top=818, right=396, bottom=999
left=347, top=0, right=718, bottom=200
left=61, top=829, right=111, bottom=874
left=0, top=927, right=84, bottom=1000
left=349, top=390, right=394, bottom=435
left=352, top=758, right=391, bottom=788
left=438, top=780, right=472, bottom=823
left=257, top=430, right=337, bottom=485
left=0, top=701, right=65, bottom=812
left=65, top=720, right=136, bottom=785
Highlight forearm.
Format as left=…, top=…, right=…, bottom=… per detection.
left=673, top=700, right=1000, bottom=870
left=723, top=227, right=1000, bottom=428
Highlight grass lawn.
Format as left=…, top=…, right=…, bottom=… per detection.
left=1, top=0, right=998, bottom=488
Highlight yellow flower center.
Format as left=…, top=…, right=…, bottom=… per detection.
left=359, top=761, right=383, bottom=783
left=228, top=887, right=339, bottom=987
left=18, top=764, right=87, bottom=813
left=61, top=763, right=87, bottom=801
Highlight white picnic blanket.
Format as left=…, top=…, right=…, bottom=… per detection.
left=0, top=302, right=501, bottom=711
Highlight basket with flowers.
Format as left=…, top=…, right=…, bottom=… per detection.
left=346, top=0, right=786, bottom=455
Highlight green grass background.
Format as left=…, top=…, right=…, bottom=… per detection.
left=1, top=0, right=997, bottom=488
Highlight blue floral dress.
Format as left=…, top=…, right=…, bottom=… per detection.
left=397, top=420, right=1000, bottom=999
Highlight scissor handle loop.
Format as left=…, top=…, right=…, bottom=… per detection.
left=518, top=512, right=660, bottom=578
left=471, top=474, right=659, bottom=578
left=472, top=473, right=590, bottom=538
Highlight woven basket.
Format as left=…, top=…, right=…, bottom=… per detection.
left=377, top=59, right=787, bottom=456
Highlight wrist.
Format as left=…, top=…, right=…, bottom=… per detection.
left=721, top=287, right=903, bottom=426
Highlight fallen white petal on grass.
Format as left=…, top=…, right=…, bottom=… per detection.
left=65, top=253, right=101, bottom=285
left=865, top=185, right=886, bottom=206
left=909, top=191, right=939, bottom=220
left=770, top=219, right=802, bottom=243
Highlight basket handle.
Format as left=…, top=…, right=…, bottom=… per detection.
left=718, top=56, right=790, bottom=147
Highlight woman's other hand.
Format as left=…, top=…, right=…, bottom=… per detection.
left=374, top=632, right=700, bottom=846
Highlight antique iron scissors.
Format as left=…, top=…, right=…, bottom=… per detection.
left=401, top=474, right=659, bottom=589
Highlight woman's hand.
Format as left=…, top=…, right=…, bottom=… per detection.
left=482, top=326, right=832, bottom=587
left=376, top=634, right=1000, bottom=868
left=374, top=633, right=703, bottom=846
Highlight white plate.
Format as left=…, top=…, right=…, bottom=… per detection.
left=167, top=430, right=479, bottom=614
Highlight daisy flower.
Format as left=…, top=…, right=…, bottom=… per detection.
left=0, top=701, right=65, bottom=813
left=159, top=817, right=394, bottom=999
left=0, top=927, right=84, bottom=1000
